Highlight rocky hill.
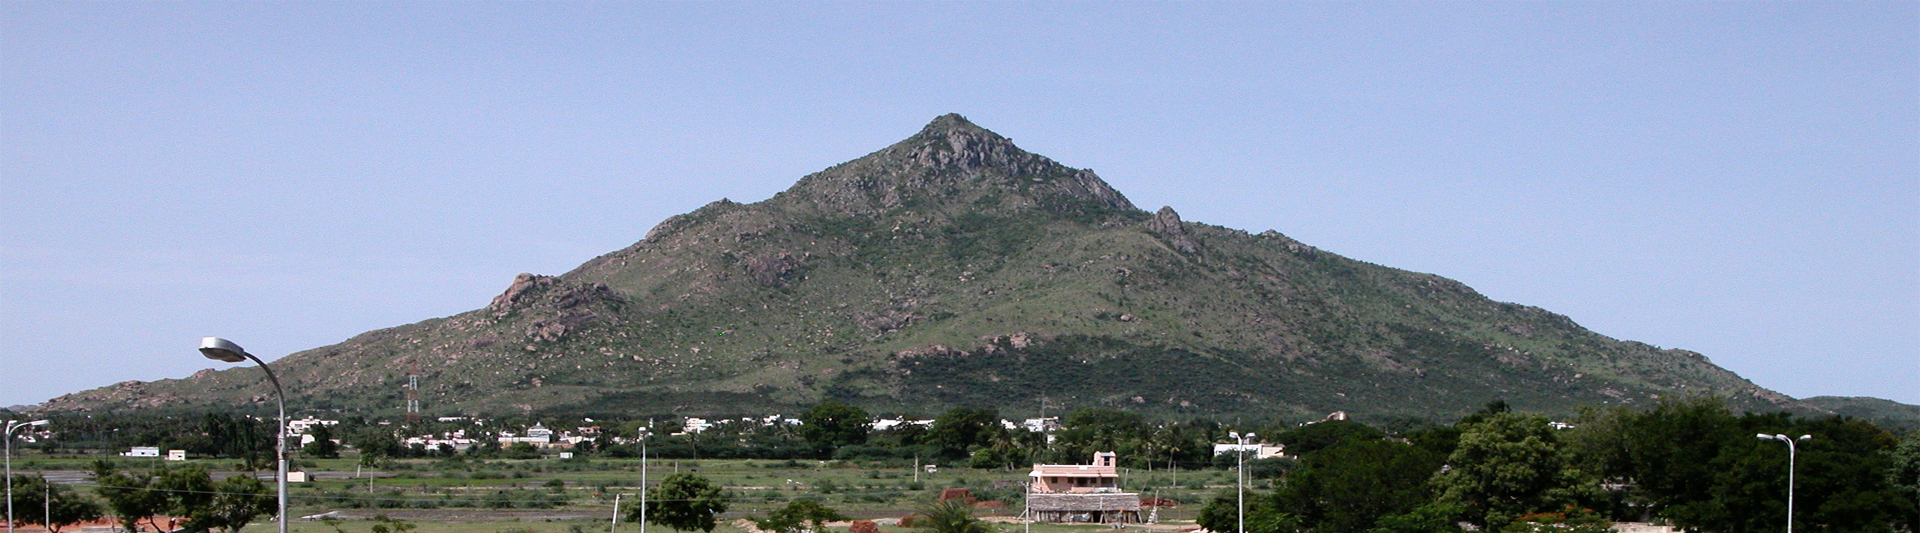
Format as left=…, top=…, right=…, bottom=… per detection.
left=37, top=115, right=1797, bottom=421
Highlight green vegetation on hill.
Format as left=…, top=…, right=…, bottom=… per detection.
left=1802, top=396, right=1920, bottom=432
left=37, top=115, right=1792, bottom=421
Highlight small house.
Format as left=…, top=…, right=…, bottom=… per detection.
left=1026, top=451, right=1140, bottom=523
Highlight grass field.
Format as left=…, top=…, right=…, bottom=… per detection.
left=13, top=452, right=1233, bottom=533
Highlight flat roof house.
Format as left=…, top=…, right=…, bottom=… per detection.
left=1027, top=452, right=1140, bottom=524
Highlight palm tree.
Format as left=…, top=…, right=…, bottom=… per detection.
left=913, top=498, right=996, bottom=533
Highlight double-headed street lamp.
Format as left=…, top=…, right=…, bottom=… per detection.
left=199, top=337, right=288, bottom=533
left=6, top=419, right=50, bottom=533
left=1227, top=431, right=1256, bottom=533
left=1756, top=433, right=1812, bottom=533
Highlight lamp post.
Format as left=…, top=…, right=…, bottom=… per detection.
left=1757, top=433, right=1812, bottom=533
left=638, top=423, right=650, bottom=533
left=199, top=337, right=288, bottom=533
left=1228, top=431, right=1255, bottom=533
left=6, top=419, right=49, bottom=533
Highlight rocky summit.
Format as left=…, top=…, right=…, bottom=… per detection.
left=37, top=114, right=1795, bottom=421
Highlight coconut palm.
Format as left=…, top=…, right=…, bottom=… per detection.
left=912, top=498, right=997, bottom=533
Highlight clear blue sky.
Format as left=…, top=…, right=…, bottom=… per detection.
left=4, top=2, right=1915, bottom=408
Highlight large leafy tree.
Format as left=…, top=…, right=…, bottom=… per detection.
left=1569, top=397, right=1909, bottom=532
left=148, top=467, right=272, bottom=533
left=199, top=475, right=273, bottom=532
left=1432, top=412, right=1590, bottom=531
left=91, top=461, right=167, bottom=533
left=799, top=402, right=870, bottom=454
left=1565, top=397, right=1743, bottom=521
left=1892, top=433, right=1920, bottom=533
left=197, top=413, right=273, bottom=470
left=928, top=407, right=999, bottom=458
left=5, top=474, right=103, bottom=533
left=1274, top=439, right=1443, bottom=533
left=302, top=423, right=340, bottom=459
left=1678, top=415, right=1907, bottom=533
left=1051, top=409, right=1148, bottom=463
left=154, top=466, right=216, bottom=524
left=635, top=473, right=729, bottom=533
left=1274, top=420, right=1385, bottom=457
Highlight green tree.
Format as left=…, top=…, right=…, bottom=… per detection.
left=1564, top=397, right=1740, bottom=521
left=799, top=402, right=870, bottom=455
left=91, top=461, right=167, bottom=533
left=1275, top=420, right=1385, bottom=457
left=1677, top=415, right=1907, bottom=533
left=154, top=466, right=215, bottom=523
left=1891, top=433, right=1920, bottom=532
left=755, top=499, right=849, bottom=533
left=1432, top=412, right=1589, bottom=532
left=1569, top=398, right=1909, bottom=532
left=303, top=423, right=340, bottom=459
left=5, top=474, right=103, bottom=533
left=506, top=442, right=540, bottom=459
left=350, top=427, right=405, bottom=465
left=912, top=498, right=997, bottom=533
left=635, top=473, right=728, bottom=533
left=200, top=474, right=272, bottom=532
left=1197, top=488, right=1301, bottom=533
left=928, top=407, right=999, bottom=458
left=1052, top=409, right=1148, bottom=464
left=1276, top=439, right=1443, bottom=533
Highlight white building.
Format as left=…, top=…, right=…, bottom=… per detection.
left=676, top=418, right=713, bottom=435
left=1211, top=443, right=1287, bottom=460
left=869, top=418, right=933, bottom=431
left=287, top=417, right=339, bottom=435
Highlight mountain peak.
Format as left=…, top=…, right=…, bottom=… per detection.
left=912, top=113, right=999, bottom=141
left=893, top=113, right=1025, bottom=171
left=777, top=115, right=1136, bottom=216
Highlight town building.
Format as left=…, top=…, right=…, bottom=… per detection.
left=1026, top=451, right=1140, bottom=523
left=287, top=417, right=339, bottom=435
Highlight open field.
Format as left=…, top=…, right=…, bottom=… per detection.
left=10, top=452, right=1227, bottom=533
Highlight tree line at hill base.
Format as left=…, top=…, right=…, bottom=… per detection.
left=1193, top=398, right=1919, bottom=533
left=7, top=396, right=1920, bottom=533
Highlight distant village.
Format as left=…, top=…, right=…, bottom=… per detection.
left=100, top=411, right=1299, bottom=464
left=80, top=412, right=1311, bottom=525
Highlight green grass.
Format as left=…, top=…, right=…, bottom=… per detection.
left=24, top=453, right=1228, bottom=527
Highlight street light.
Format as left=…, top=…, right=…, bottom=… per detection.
left=1228, top=431, right=1255, bottom=533
left=6, top=419, right=50, bottom=533
left=199, top=337, right=288, bottom=533
left=639, top=423, right=651, bottom=533
left=1757, top=433, right=1812, bottom=533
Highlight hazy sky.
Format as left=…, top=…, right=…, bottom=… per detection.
left=3, top=2, right=1915, bottom=409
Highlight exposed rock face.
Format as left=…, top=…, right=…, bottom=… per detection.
left=779, top=114, right=1136, bottom=216
left=1145, top=206, right=1200, bottom=254
left=484, top=273, right=627, bottom=344
left=489, top=273, right=551, bottom=314
left=489, top=273, right=624, bottom=316
left=742, top=251, right=802, bottom=288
